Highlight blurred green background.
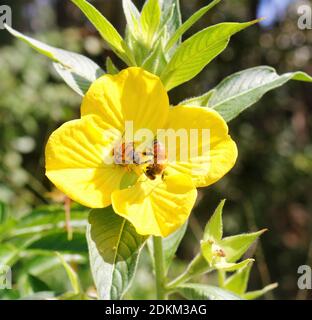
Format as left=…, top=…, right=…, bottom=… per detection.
left=0, top=0, right=311, bottom=300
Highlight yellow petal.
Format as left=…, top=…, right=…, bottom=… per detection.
left=45, top=115, right=125, bottom=208
left=164, top=106, right=238, bottom=187
left=81, top=67, right=169, bottom=134
left=111, top=174, right=197, bottom=237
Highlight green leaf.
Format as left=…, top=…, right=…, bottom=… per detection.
left=0, top=235, right=44, bottom=267
left=20, top=254, right=86, bottom=277
left=180, top=90, right=215, bottom=106
left=215, top=258, right=254, bottom=272
left=142, top=40, right=167, bottom=75
left=56, top=253, right=81, bottom=294
left=0, top=201, right=8, bottom=224
left=159, top=0, right=182, bottom=54
left=243, top=283, right=278, bottom=300
left=165, top=0, right=220, bottom=51
left=160, top=20, right=259, bottom=91
left=148, top=222, right=187, bottom=275
left=71, top=0, right=135, bottom=65
left=163, top=222, right=187, bottom=274
left=178, top=284, right=242, bottom=300
left=17, top=273, right=51, bottom=297
left=8, top=206, right=88, bottom=239
left=220, top=229, right=267, bottom=263
left=28, top=232, right=88, bottom=254
left=0, top=243, right=20, bottom=266
left=203, top=199, right=225, bottom=242
left=207, top=66, right=312, bottom=122
left=57, top=292, right=91, bottom=300
left=19, top=292, right=55, bottom=300
left=179, top=254, right=210, bottom=279
left=106, top=57, right=119, bottom=75
left=141, top=0, right=161, bottom=45
left=5, top=24, right=104, bottom=96
left=87, top=208, right=146, bottom=300
left=122, top=0, right=141, bottom=36
left=224, top=260, right=254, bottom=294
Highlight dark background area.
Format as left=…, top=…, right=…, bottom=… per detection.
left=0, top=0, right=311, bottom=299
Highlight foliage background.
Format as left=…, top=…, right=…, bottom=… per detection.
left=0, top=0, right=311, bottom=300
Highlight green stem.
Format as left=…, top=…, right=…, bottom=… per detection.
left=218, top=270, right=226, bottom=287
left=167, top=254, right=210, bottom=291
left=167, top=270, right=190, bottom=291
left=153, top=236, right=166, bottom=300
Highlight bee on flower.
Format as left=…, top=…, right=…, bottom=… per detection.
left=45, top=67, right=237, bottom=237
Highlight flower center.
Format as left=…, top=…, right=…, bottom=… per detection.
left=113, top=140, right=167, bottom=180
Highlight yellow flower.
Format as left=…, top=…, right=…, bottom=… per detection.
left=45, top=67, right=237, bottom=237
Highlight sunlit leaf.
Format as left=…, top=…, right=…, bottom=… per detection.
left=87, top=207, right=146, bottom=300
left=161, top=20, right=259, bottom=90
left=142, top=40, right=167, bottom=75
left=186, top=66, right=312, bottom=122
left=122, top=0, right=141, bottom=36
left=180, top=90, right=215, bottom=106
left=203, top=200, right=225, bottom=242
left=159, top=0, right=181, bottom=54
left=165, top=0, right=220, bottom=51
left=243, top=283, right=278, bottom=300
left=209, top=67, right=312, bottom=122
left=5, top=24, right=104, bottom=96
left=224, top=260, right=254, bottom=295
left=215, top=258, right=254, bottom=272
left=71, top=0, right=135, bottom=65
left=9, top=206, right=88, bottom=238
left=220, top=229, right=267, bottom=263
left=141, top=0, right=161, bottom=45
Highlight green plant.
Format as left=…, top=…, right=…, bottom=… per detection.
left=3, top=0, right=311, bottom=300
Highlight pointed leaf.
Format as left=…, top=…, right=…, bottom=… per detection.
left=178, top=284, right=242, bottom=300
left=161, top=20, right=259, bottom=91
left=181, top=90, right=215, bottom=106
left=71, top=0, right=135, bottom=65
left=215, top=258, right=254, bottom=272
left=203, top=200, right=225, bottom=242
left=142, top=40, right=167, bottom=75
left=122, top=0, right=141, bottom=36
left=224, top=260, right=254, bottom=294
left=165, top=0, right=220, bottom=51
left=105, top=57, right=119, bottom=75
left=200, top=240, right=214, bottom=265
left=207, top=66, right=312, bottom=122
left=141, top=0, right=161, bottom=45
left=159, top=0, right=181, bottom=35
left=10, top=206, right=88, bottom=238
left=243, top=283, right=278, bottom=300
left=5, top=24, right=104, bottom=96
left=220, top=229, right=267, bottom=263
left=0, top=243, right=20, bottom=266
left=56, top=253, right=81, bottom=294
left=87, top=208, right=146, bottom=300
